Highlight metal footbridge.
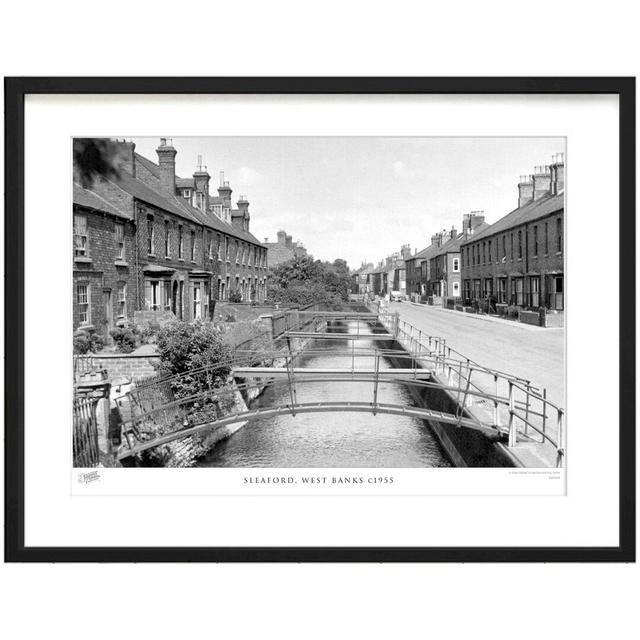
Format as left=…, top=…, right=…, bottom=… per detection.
left=115, top=307, right=565, bottom=466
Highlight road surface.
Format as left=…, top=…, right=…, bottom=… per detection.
left=388, top=302, right=565, bottom=408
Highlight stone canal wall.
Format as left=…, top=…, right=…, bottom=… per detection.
left=129, top=324, right=327, bottom=468
left=374, top=330, right=514, bottom=468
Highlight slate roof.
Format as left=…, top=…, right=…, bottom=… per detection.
left=73, top=183, right=133, bottom=220
left=461, top=193, right=564, bottom=245
left=98, top=153, right=264, bottom=247
left=176, top=177, right=195, bottom=189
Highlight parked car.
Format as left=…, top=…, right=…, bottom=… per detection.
left=391, top=290, right=404, bottom=302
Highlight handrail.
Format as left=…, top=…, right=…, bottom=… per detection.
left=373, top=308, right=564, bottom=459
left=122, top=375, right=520, bottom=429
left=118, top=307, right=565, bottom=465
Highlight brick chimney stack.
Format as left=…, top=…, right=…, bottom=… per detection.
left=156, top=138, right=177, bottom=198
left=193, top=154, right=210, bottom=212
left=550, top=152, right=565, bottom=194
left=285, top=234, right=293, bottom=248
left=277, top=230, right=286, bottom=245
left=532, top=165, right=552, bottom=201
left=518, top=175, right=534, bottom=208
left=462, top=211, right=485, bottom=236
left=237, top=195, right=250, bottom=231
left=401, top=244, right=412, bottom=260
left=218, top=171, right=232, bottom=206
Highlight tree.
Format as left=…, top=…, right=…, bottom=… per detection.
left=267, top=255, right=352, bottom=308
left=73, top=138, right=122, bottom=187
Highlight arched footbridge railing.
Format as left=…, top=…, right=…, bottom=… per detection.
left=116, top=331, right=565, bottom=466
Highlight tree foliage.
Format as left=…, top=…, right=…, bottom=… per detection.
left=267, top=256, right=352, bottom=308
left=73, top=138, right=122, bottom=187
left=155, top=321, right=232, bottom=398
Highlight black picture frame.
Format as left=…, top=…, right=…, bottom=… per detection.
left=4, top=77, right=635, bottom=563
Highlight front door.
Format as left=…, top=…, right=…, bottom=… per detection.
left=530, top=277, right=540, bottom=307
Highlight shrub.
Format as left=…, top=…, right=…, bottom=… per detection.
left=73, top=331, right=104, bottom=354
left=110, top=327, right=137, bottom=353
left=228, top=290, right=242, bottom=303
left=155, top=321, right=232, bottom=398
left=134, top=320, right=162, bottom=344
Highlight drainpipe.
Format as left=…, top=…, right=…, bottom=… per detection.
left=524, top=222, right=529, bottom=306
left=135, top=202, right=140, bottom=311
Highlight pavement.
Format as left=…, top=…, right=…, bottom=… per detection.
left=388, top=302, right=565, bottom=409
left=385, top=302, right=566, bottom=467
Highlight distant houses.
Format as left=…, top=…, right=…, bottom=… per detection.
left=355, top=152, right=565, bottom=311
left=262, top=230, right=308, bottom=267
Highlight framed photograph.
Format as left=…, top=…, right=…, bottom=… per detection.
left=4, top=77, right=635, bottom=562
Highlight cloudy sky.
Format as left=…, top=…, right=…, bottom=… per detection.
left=131, top=136, right=564, bottom=269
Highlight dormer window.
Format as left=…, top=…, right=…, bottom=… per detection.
left=183, top=189, right=191, bottom=199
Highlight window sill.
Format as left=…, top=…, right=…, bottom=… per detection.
left=178, top=258, right=185, bottom=262
left=148, top=254, right=156, bottom=259
left=77, top=324, right=95, bottom=332
left=114, top=260, right=129, bottom=267
left=165, top=255, right=172, bottom=260
left=74, top=256, right=92, bottom=264
left=556, top=251, right=563, bottom=256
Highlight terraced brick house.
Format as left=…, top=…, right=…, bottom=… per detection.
left=73, top=138, right=268, bottom=339
left=460, top=153, right=565, bottom=310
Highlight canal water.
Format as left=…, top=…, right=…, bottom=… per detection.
left=198, top=321, right=452, bottom=468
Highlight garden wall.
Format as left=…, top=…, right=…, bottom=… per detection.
left=88, top=353, right=161, bottom=383
left=518, top=309, right=544, bottom=327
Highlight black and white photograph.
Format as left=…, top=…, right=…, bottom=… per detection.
left=6, top=75, right=632, bottom=565
left=73, top=136, right=566, bottom=472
